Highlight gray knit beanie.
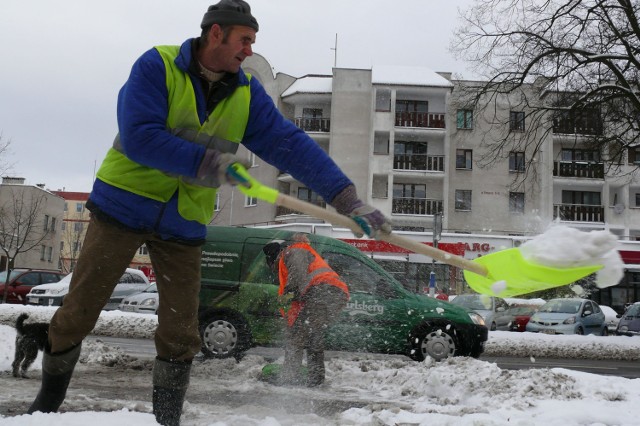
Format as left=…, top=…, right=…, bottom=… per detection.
left=201, top=0, right=259, bottom=32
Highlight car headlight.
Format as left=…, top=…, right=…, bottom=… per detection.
left=46, top=288, right=66, bottom=295
left=563, top=316, right=576, bottom=324
left=468, top=312, right=485, bottom=326
left=140, top=298, right=157, bottom=307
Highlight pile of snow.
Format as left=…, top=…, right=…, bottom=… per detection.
left=1, top=304, right=640, bottom=426
left=520, top=225, right=625, bottom=289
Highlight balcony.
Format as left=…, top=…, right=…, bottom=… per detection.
left=393, top=154, right=445, bottom=172
left=553, top=161, right=605, bottom=179
left=553, top=119, right=603, bottom=136
left=392, top=198, right=443, bottom=215
left=294, top=117, right=330, bottom=132
left=395, top=112, right=446, bottom=129
left=553, top=204, right=604, bottom=222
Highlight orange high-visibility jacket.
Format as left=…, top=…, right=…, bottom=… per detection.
left=278, top=242, right=349, bottom=327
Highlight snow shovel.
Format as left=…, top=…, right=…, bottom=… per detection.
left=227, top=164, right=603, bottom=297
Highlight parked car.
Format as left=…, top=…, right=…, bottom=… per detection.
left=449, top=294, right=511, bottom=330
left=526, top=298, right=607, bottom=335
left=502, top=305, right=539, bottom=332
left=615, top=302, right=640, bottom=336
left=27, top=268, right=149, bottom=310
left=196, top=226, right=488, bottom=362
left=118, top=283, right=158, bottom=314
left=599, top=305, right=620, bottom=333
left=0, top=269, right=66, bottom=304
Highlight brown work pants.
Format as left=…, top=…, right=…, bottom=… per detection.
left=282, top=285, right=348, bottom=385
left=49, top=215, right=202, bottom=362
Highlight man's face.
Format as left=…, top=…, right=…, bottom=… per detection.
left=205, top=25, right=256, bottom=73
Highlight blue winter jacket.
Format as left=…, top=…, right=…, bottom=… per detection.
left=89, top=38, right=353, bottom=242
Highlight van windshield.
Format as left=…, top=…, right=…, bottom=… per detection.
left=322, top=252, right=396, bottom=297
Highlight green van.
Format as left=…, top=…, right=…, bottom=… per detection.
left=197, top=226, right=488, bottom=362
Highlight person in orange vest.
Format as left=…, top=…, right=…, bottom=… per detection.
left=263, top=233, right=349, bottom=386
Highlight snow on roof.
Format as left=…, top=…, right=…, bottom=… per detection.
left=282, top=75, right=332, bottom=97
left=372, top=65, right=453, bottom=88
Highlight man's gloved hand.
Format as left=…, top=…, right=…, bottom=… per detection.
left=331, top=185, right=392, bottom=239
left=197, top=149, right=251, bottom=186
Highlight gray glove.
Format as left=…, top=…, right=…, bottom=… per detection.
left=331, top=185, right=392, bottom=238
left=196, top=149, right=251, bottom=186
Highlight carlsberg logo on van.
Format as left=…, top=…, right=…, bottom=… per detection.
left=346, top=300, right=384, bottom=316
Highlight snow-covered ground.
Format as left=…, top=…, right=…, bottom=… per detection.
left=1, top=304, right=640, bottom=425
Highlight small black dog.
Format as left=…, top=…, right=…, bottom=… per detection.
left=12, top=313, right=49, bottom=378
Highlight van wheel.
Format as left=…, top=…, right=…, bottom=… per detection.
left=199, top=311, right=251, bottom=360
left=409, top=325, right=457, bottom=362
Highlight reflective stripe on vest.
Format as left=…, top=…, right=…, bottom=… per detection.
left=278, top=242, right=349, bottom=326
left=96, top=45, right=251, bottom=224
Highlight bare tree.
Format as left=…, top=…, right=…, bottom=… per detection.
left=0, top=133, right=14, bottom=177
left=0, top=188, right=51, bottom=303
left=451, top=0, right=640, bottom=178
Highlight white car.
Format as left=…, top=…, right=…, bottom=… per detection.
left=118, top=283, right=158, bottom=314
left=27, top=268, right=149, bottom=310
left=599, top=305, right=620, bottom=333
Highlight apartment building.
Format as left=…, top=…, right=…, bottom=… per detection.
left=54, top=191, right=153, bottom=277
left=220, top=53, right=640, bottom=311
left=0, top=177, right=64, bottom=271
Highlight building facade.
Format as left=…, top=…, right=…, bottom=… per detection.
left=0, top=177, right=64, bottom=271
left=214, top=53, right=640, bottom=312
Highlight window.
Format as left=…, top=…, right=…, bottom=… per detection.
left=76, top=203, right=84, bottom=213
left=50, top=217, right=57, bottom=232
left=392, top=183, right=427, bottom=215
left=374, top=131, right=390, bottom=155
left=139, top=244, right=149, bottom=255
left=214, top=192, right=221, bottom=211
left=44, top=215, right=50, bottom=231
left=248, top=152, right=257, bottom=167
left=297, top=188, right=323, bottom=206
left=509, top=192, right=525, bottom=213
left=457, top=109, right=473, bottom=129
left=510, top=111, right=525, bottom=131
left=245, top=196, right=257, bottom=207
left=40, top=245, right=46, bottom=261
left=60, top=241, right=64, bottom=251
left=74, top=222, right=83, bottom=233
left=562, top=190, right=601, bottom=205
left=456, top=149, right=473, bottom=170
left=61, top=222, right=66, bottom=231
left=561, top=148, right=600, bottom=162
left=47, top=246, right=53, bottom=262
left=394, top=141, right=428, bottom=170
left=375, top=88, right=391, bottom=111
left=628, top=147, right=640, bottom=165
left=73, top=242, right=81, bottom=253
left=64, top=203, right=68, bottom=212
left=455, top=190, right=472, bottom=211
left=636, top=193, right=640, bottom=207
left=509, top=152, right=525, bottom=172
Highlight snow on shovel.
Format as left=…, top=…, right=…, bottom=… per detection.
left=227, top=164, right=613, bottom=297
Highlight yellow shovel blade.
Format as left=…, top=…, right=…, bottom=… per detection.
left=463, top=248, right=603, bottom=297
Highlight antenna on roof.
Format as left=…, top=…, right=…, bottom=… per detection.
left=330, top=33, right=338, bottom=68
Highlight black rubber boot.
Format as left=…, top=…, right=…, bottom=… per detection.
left=27, top=343, right=82, bottom=414
left=152, top=358, right=192, bottom=426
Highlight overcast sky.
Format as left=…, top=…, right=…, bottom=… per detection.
left=0, top=0, right=475, bottom=193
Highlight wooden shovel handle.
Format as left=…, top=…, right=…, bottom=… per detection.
left=275, top=193, right=488, bottom=277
